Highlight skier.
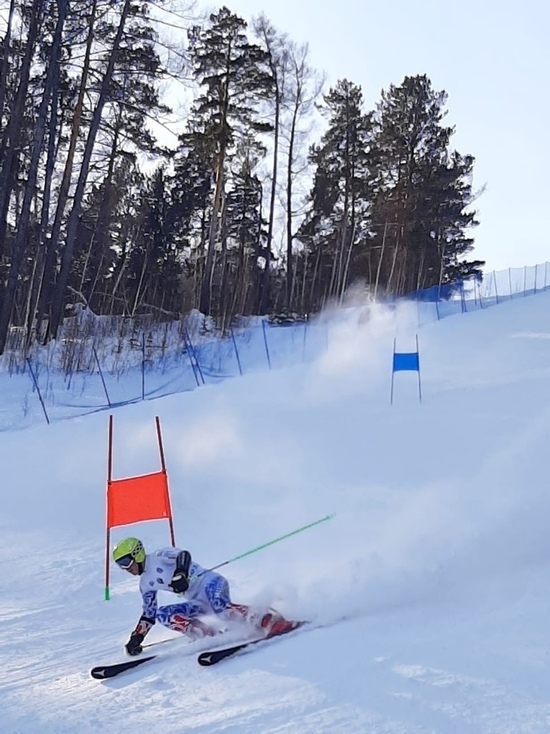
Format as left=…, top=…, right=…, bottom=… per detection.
left=112, top=537, right=294, bottom=656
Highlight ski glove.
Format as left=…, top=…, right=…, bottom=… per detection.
left=125, top=615, right=154, bottom=656
left=170, top=571, right=189, bottom=594
left=125, top=631, right=144, bottom=656
left=169, top=550, right=192, bottom=594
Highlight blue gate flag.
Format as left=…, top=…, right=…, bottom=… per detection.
left=393, top=351, right=420, bottom=372
left=390, top=335, right=422, bottom=404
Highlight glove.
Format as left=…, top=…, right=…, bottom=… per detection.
left=125, top=631, right=144, bottom=656
left=169, top=571, right=189, bottom=594
left=125, top=615, right=154, bottom=655
left=169, top=550, right=192, bottom=594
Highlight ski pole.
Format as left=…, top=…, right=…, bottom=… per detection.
left=143, top=636, right=183, bottom=650
left=201, top=513, right=335, bottom=576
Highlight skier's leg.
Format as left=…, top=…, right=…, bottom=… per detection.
left=202, top=571, right=293, bottom=635
left=211, top=585, right=287, bottom=634
left=223, top=604, right=292, bottom=635
left=203, top=574, right=232, bottom=614
left=202, top=574, right=258, bottom=626
left=156, top=602, right=217, bottom=639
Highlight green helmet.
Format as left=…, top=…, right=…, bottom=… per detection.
left=112, top=537, right=146, bottom=568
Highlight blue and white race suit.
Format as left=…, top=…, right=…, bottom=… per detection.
left=139, top=547, right=230, bottom=627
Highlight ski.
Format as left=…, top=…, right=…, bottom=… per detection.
left=197, top=620, right=306, bottom=667
left=90, top=634, right=191, bottom=680
left=90, top=655, right=157, bottom=680
left=90, top=621, right=309, bottom=678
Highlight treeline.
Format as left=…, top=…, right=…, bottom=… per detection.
left=0, top=0, right=483, bottom=352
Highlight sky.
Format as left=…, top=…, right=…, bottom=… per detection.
left=175, top=0, right=550, bottom=273
left=3, top=287, right=550, bottom=731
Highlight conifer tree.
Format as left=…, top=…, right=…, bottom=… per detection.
left=186, top=6, right=273, bottom=316
left=366, top=74, right=482, bottom=296
left=297, top=79, right=372, bottom=311
left=221, top=133, right=265, bottom=324
left=281, top=41, right=323, bottom=313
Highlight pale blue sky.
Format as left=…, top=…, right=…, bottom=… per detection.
left=223, top=0, right=549, bottom=273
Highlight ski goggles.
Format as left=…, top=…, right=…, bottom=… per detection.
left=115, top=554, right=135, bottom=570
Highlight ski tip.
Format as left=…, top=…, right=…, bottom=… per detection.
left=90, top=667, right=110, bottom=680
left=197, top=651, right=219, bottom=667
left=90, top=655, right=157, bottom=680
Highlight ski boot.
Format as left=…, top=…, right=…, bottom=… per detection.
left=260, top=608, right=297, bottom=636
left=167, top=614, right=217, bottom=640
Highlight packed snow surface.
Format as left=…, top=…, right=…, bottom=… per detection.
left=2, top=293, right=550, bottom=733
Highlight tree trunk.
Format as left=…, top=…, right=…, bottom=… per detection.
left=0, top=0, right=16, bottom=140
left=259, top=62, right=281, bottom=314
left=0, top=0, right=45, bottom=261
left=200, top=63, right=231, bottom=317
left=48, top=0, right=132, bottom=340
left=285, top=98, right=299, bottom=310
left=0, top=0, right=68, bottom=354
left=373, top=222, right=389, bottom=300
left=38, top=0, right=98, bottom=332
left=80, top=122, right=120, bottom=307
left=25, top=36, right=61, bottom=344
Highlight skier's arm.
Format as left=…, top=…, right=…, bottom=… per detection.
left=141, top=589, right=158, bottom=619
left=124, top=588, right=157, bottom=656
left=155, top=547, right=182, bottom=563
left=125, top=612, right=156, bottom=656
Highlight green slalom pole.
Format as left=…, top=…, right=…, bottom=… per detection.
left=204, top=513, right=335, bottom=575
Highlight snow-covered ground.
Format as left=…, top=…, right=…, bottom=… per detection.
left=2, top=291, right=550, bottom=733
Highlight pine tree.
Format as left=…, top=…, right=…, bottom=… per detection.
left=186, top=6, right=273, bottom=316
left=168, top=134, right=215, bottom=313
left=252, top=15, right=286, bottom=314
left=280, top=41, right=323, bottom=313
left=221, top=133, right=266, bottom=324
left=366, top=74, right=482, bottom=297
left=122, top=167, right=180, bottom=317
left=296, top=79, right=372, bottom=312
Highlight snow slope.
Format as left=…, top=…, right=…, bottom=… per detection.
left=2, top=293, right=550, bottom=733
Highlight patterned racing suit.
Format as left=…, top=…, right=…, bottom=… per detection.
left=139, top=547, right=230, bottom=630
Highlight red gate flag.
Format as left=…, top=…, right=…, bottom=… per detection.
left=104, top=415, right=176, bottom=600
left=107, top=470, right=172, bottom=528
